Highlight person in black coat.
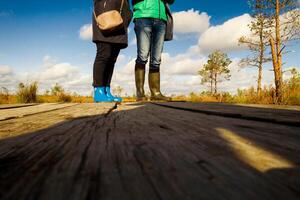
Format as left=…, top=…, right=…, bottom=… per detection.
left=92, top=0, right=132, bottom=102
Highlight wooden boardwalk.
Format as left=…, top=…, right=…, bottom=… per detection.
left=0, top=103, right=300, bottom=200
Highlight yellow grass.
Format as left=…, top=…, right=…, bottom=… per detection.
left=1, top=77, right=299, bottom=105
left=1, top=86, right=299, bottom=105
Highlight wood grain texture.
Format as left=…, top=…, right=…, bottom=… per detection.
left=0, top=104, right=39, bottom=110
left=0, top=103, right=79, bottom=121
left=0, top=103, right=116, bottom=139
left=154, top=102, right=300, bottom=126
left=0, top=103, right=299, bottom=200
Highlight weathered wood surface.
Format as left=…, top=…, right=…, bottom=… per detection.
left=0, top=103, right=39, bottom=110
left=154, top=102, right=300, bottom=126
left=0, top=103, right=78, bottom=121
left=0, top=103, right=116, bottom=139
left=0, top=103, right=300, bottom=200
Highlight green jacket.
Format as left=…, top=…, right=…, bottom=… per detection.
left=132, top=0, right=174, bottom=21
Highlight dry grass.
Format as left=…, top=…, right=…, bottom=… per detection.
left=16, top=82, right=38, bottom=103
left=0, top=87, right=10, bottom=104
left=38, top=95, right=93, bottom=103
left=1, top=74, right=299, bottom=105
left=1, top=87, right=299, bottom=105
left=0, top=82, right=94, bottom=104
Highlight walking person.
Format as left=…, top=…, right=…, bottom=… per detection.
left=133, top=0, right=175, bottom=101
left=93, top=0, right=132, bottom=102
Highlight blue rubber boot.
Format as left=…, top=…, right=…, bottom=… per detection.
left=94, top=87, right=113, bottom=103
left=105, top=87, right=123, bottom=103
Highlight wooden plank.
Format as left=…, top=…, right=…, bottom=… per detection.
left=0, top=103, right=116, bottom=139
left=0, top=103, right=299, bottom=200
left=234, top=103, right=300, bottom=111
left=0, top=103, right=78, bottom=121
left=0, top=103, right=39, bottom=110
left=153, top=102, right=300, bottom=126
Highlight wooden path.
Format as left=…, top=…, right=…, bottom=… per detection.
left=0, top=102, right=299, bottom=200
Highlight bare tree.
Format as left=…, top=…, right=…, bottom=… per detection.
left=266, top=0, right=300, bottom=103
left=239, top=0, right=272, bottom=95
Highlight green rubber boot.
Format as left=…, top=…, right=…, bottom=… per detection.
left=149, top=71, right=171, bottom=102
left=135, top=63, right=147, bottom=102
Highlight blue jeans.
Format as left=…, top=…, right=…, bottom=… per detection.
left=134, top=18, right=166, bottom=71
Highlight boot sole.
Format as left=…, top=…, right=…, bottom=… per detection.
left=136, top=95, right=147, bottom=102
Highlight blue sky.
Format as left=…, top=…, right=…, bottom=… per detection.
left=0, top=0, right=299, bottom=95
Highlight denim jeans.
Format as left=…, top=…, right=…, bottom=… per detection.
left=134, top=18, right=166, bottom=71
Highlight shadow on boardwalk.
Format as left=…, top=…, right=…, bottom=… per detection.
left=0, top=103, right=299, bottom=200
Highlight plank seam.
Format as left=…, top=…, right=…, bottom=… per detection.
left=152, top=103, right=300, bottom=127
left=0, top=104, right=41, bottom=110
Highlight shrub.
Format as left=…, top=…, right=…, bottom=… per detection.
left=0, top=87, right=9, bottom=104
left=16, top=82, right=38, bottom=103
left=58, top=93, right=72, bottom=102
left=51, top=83, right=64, bottom=96
left=48, top=83, right=72, bottom=102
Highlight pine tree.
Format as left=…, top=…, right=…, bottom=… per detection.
left=239, top=0, right=272, bottom=95
left=266, top=0, right=300, bottom=103
left=199, top=51, right=232, bottom=94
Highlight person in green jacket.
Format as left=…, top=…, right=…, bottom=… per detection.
left=132, top=0, right=175, bottom=101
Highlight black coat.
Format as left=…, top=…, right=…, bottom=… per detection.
left=92, top=0, right=132, bottom=48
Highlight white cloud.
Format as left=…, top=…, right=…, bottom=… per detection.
left=37, top=63, right=80, bottom=81
left=116, top=54, right=127, bottom=64
left=0, top=65, right=16, bottom=91
left=29, top=58, right=92, bottom=95
left=173, top=9, right=210, bottom=34
left=161, top=53, right=206, bottom=76
left=197, top=14, right=253, bottom=53
left=0, top=56, right=93, bottom=95
left=42, top=55, right=57, bottom=68
left=218, top=59, right=256, bottom=93
left=0, top=65, right=13, bottom=76
left=79, top=24, right=92, bottom=40
left=129, top=38, right=137, bottom=46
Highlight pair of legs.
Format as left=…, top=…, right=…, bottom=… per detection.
left=134, top=18, right=171, bottom=101
left=93, top=42, right=122, bottom=102
left=93, top=42, right=121, bottom=87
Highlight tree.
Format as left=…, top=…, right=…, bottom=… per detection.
left=199, top=51, right=232, bottom=94
left=199, top=61, right=214, bottom=94
left=44, top=89, right=50, bottom=95
left=266, top=0, right=300, bottom=103
left=51, top=83, right=64, bottom=96
left=287, top=68, right=300, bottom=89
left=239, top=0, right=272, bottom=95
